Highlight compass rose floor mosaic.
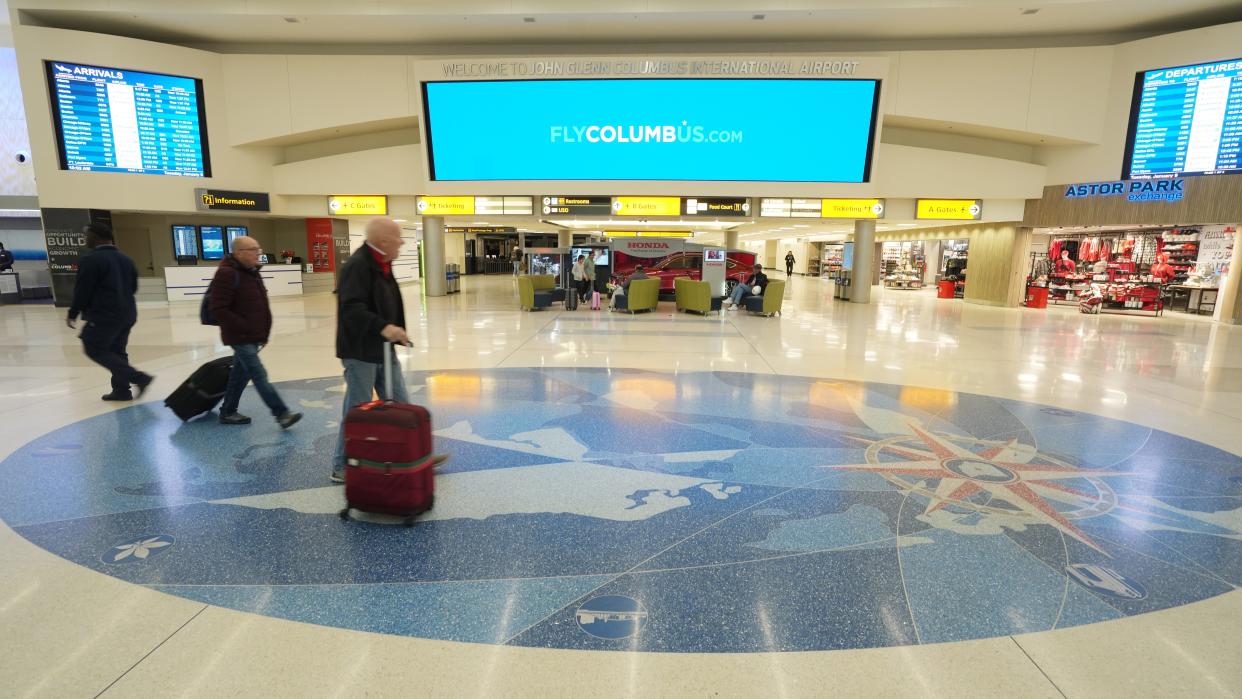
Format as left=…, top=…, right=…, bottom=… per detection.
left=3, top=368, right=1240, bottom=654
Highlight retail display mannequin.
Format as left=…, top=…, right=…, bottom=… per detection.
left=1054, top=250, right=1077, bottom=275
left=1150, top=252, right=1175, bottom=283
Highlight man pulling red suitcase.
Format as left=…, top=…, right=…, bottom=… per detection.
left=332, top=218, right=446, bottom=524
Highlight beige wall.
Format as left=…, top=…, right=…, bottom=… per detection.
left=13, top=26, right=281, bottom=212
left=0, top=48, right=35, bottom=198
left=1038, top=21, right=1242, bottom=183
left=888, top=46, right=1113, bottom=144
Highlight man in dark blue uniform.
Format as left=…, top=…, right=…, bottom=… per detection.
left=67, top=223, right=154, bottom=401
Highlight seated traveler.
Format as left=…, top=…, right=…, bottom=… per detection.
left=611, top=265, right=648, bottom=307
left=727, top=264, right=768, bottom=310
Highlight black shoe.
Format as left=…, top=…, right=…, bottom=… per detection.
left=101, top=391, right=133, bottom=402
left=219, top=412, right=252, bottom=425
left=133, top=374, right=154, bottom=399
left=277, top=411, right=302, bottom=429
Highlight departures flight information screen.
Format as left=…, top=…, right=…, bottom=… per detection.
left=45, top=61, right=211, bottom=177
left=1124, top=57, right=1242, bottom=179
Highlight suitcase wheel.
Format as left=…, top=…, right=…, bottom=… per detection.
left=403, top=517, right=415, bottom=527
left=339, top=507, right=351, bottom=521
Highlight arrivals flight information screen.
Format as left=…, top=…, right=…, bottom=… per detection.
left=44, top=60, right=212, bottom=177
left=422, top=78, right=881, bottom=182
left=1124, top=57, right=1242, bottom=179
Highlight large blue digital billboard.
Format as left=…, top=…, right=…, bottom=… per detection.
left=45, top=60, right=211, bottom=177
left=1123, top=57, right=1242, bottom=179
left=422, top=79, right=880, bottom=182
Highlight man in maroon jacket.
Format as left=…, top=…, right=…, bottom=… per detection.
left=206, top=236, right=302, bottom=428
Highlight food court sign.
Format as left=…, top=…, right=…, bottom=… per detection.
left=1063, top=178, right=1186, bottom=202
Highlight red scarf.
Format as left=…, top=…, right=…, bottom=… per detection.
left=369, top=245, right=392, bottom=276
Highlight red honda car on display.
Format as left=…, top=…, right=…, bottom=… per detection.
left=612, top=250, right=757, bottom=292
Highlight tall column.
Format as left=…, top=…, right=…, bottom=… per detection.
left=725, top=230, right=739, bottom=249
left=851, top=219, right=876, bottom=304
left=558, top=229, right=571, bottom=248
left=1217, top=226, right=1242, bottom=323
left=518, top=231, right=527, bottom=249
left=423, top=215, right=446, bottom=297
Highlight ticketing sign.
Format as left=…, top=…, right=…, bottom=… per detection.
left=916, top=199, right=982, bottom=220
left=821, top=198, right=885, bottom=219
left=542, top=196, right=613, bottom=215
left=417, top=196, right=475, bottom=215
left=684, top=197, right=750, bottom=216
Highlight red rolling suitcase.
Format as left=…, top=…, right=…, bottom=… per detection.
left=339, top=345, right=446, bottom=526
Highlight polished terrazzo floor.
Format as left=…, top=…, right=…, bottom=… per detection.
left=1, top=274, right=1241, bottom=696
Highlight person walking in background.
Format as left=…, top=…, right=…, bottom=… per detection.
left=66, top=223, right=154, bottom=402
left=727, top=263, right=769, bottom=311
left=331, top=217, right=412, bottom=483
left=785, top=251, right=796, bottom=277
left=207, top=236, right=302, bottom=429
left=511, top=247, right=523, bottom=276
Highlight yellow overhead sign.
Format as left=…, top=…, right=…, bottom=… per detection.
left=612, top=196, right=682, bottom=217
left=416, top=196, right=475, bottom=216
left=916, top=199, right=982, bottom=220
left=328, top=195, right=388, bottom=216
left=821, top=198, right=885, bottom=219
left=605, top=231, right=693, bottom=238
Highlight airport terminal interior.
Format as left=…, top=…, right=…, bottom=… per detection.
left=2, top=1, right=1242, bottom=697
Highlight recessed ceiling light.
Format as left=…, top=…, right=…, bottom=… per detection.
left=1020, top=8, right=1040, bottom=15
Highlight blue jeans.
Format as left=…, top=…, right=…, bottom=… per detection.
left=221, top=344, right=288, bottom=417
left=333, top=346, right=409, bottom=471
left=728, top=283, right=753, bottom=306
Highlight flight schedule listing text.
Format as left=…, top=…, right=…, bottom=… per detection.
left=48, top=62, right=207, bottom=177
left=1129, top=59, right=1242, bottom=178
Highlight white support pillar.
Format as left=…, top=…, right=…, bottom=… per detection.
left=851, top=219, right=876, bottom=304
left=423, top=215, right=446, bottom=297
left=725, top=230, right=739, bottom=249
left=558, top=230, right=571, bottom=248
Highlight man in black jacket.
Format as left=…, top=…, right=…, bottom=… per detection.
left=331, top=217, right=410, bottom=483
left=207, top=235, right=301, bottom=429
left=66, top=223, right=154, bottom=401
left=726, top=263, right=769, bottom=311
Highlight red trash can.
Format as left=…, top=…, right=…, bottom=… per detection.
left=937, top=280, right=956, bottom=299
left=1025, top=286, right=1049, bottom=309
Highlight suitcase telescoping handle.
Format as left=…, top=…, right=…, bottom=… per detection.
left=384, top=339, right=412, bottom=400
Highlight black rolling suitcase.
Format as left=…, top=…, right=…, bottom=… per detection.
left=164, top=357, right=233, bottom=421
left=565, top=289, right=579, bottom=310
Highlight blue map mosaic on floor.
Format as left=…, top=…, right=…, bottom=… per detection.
left=2, top=368, right=1240, bottom=652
